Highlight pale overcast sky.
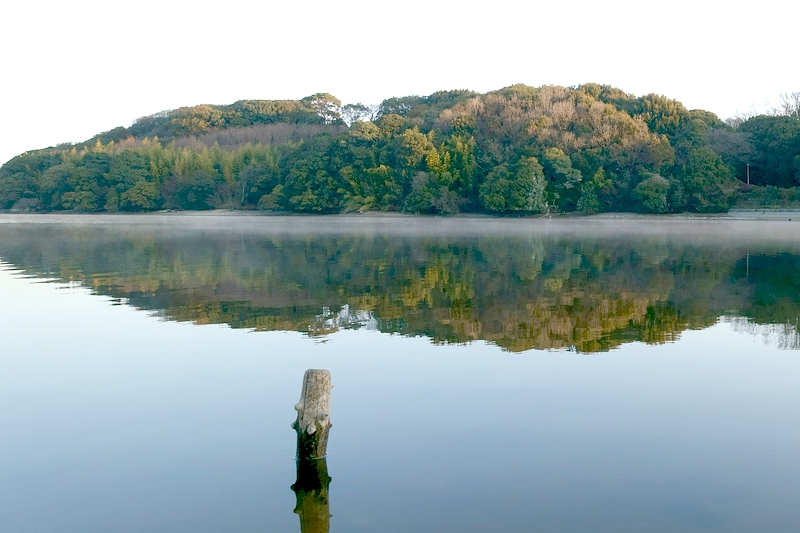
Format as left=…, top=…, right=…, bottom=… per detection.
left=0, top=0, right=796, bottom=165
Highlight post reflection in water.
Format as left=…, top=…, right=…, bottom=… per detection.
left=291, top=458, right=332, bottom=533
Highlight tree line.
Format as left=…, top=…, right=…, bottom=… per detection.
left=2, top=85, right=799, bottom=214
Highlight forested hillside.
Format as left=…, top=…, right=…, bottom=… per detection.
left=2, top=85, right=799, bottom=214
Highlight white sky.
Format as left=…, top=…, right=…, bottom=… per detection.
left=1, top=0, right=797, bottom=166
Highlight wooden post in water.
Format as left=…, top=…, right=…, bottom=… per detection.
left=291, top=369, right=332, bottom=533
left=291, top=369, right=332, bottom=460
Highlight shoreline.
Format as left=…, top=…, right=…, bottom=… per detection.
left=2, top=211, right=800, bottom=244
left=2, top=209, right=800, bottom=221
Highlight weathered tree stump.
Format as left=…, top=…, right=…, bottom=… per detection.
left=291, top=369, right=332, bottom=460
left=291, top=369, right=333, bottom=533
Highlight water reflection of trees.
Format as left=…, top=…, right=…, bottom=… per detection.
left=725, top=317, right=800, bottom=350
left=2, top=223, right=800, bottom=353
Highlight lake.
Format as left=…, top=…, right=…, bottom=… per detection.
left=1, top=213, right=800, bottom=532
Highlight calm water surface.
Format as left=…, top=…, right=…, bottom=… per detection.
left=1, top=214, right=800, bottom=532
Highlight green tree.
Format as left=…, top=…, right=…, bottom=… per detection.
left=120, top=181, right=160, bottom=211
left=301, top=93, right=342, bottom=124
left=681, top=147, right=738, bottom=212
left=341, top=103, right=374, bottom=125
left=739, top=115, right=800, bottom=187
left=633, top=174, right=670, bottom=213
left=542, top=148, right=582, bottom=211
left=0, top=172, right=34, bottom=210
left=577, top=169, right=611, bottom=214
left=479, top=157, right=546, bottom=213
left=106, top=150, right=151, bottom=189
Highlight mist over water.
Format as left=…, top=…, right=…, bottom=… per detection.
left=1, top=214, right=800, bottom=532
left=1, top=213, right=800, bottom=352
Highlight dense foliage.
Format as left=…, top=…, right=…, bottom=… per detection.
left=2, top=85, right=799, bottom=215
